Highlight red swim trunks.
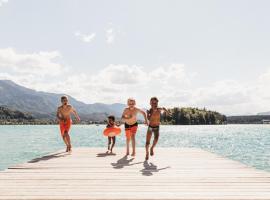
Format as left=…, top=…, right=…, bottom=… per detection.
left=125, top=122, right=138, bottom=139
left=59, top=119, right=72, bottom=136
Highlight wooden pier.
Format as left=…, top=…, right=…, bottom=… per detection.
left=0, top=147, right=270, bottom=199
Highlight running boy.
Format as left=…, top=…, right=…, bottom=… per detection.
left=56, top=96, right=80, bottom=152
left=145, top=97, right=169, bottom=160
left=121, top=98, right=148, bottom=156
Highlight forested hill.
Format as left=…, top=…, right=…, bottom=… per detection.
left=0, top=106, right=34, bottom=124
left=161, top=107, right=227, bottom=125
left=0, top=106, right=56, bottom=125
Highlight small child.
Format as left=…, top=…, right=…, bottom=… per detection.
left=105, top=115, right=120, bottom=154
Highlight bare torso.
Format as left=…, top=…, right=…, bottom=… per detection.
left=122, top=107, right=138, bottom=125
left=57, top=105, right=73, bottom=121
left=148, top=108, right=162, bottom=127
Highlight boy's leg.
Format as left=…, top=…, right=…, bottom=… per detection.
left=110, top=136, right=116, bottom=152
left=150, top=128, right=160, bottom=156
left=65, top=132, right=72, bottom=152
left=107, top=137, right=112, bottom=152
left=130, top=126, right=138, bottom=156
left=60, top=124, right=69, bottom=151
left=131, top=134, right=136, bottom=156
left=145, top=129, right=152, bottom=160
left=62, top=135, right=69, bottom=152
left=125, top=129, right=131, bottom=155
left=126, top=137, right=130, bottom=155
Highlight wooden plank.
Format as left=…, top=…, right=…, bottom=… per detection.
left=0, top=147, right=269, bottom=200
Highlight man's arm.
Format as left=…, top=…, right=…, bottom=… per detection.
left=137, top=108, right=149, bottom=125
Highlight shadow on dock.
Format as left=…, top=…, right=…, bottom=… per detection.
left=111, top=155, right=143, bottom=169
left=96, top=152, right=116, bottom=157
left=28, top=152, right=68, bottom=163
left=140, top=161, right=170, bottom=176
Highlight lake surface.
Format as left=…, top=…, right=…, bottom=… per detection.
left=0, top=125, right=269, bottom=172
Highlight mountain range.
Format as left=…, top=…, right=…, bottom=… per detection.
left=0, top=80, right=126, bottom=121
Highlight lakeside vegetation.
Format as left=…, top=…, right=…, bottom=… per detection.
left=0, top=106, right=105, bottom=125
left=0, top=106, right=54, bottom=125
left=227, top=115, right=270, bottom=124
left=161, top=107, right=227, bottom=125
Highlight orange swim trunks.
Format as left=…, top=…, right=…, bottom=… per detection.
left=59, top=118, right=72, bottom=136
left=124, top=122, right=138, bottom=139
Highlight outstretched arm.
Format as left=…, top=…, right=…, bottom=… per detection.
left=137, top=108, right=149, bottom=125
left=161, top=107, right=170, bottom=116
left=71, top=107, right=80, bottom=122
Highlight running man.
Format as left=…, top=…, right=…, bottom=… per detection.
left=121, top=98, right=148, bottom=156
left=145, top=97, right=169, bottom=160
left=56, top=96, right=80, bottom=152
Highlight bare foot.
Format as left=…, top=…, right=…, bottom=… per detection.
left=150, top=147, right=154, bottom=156
left=126, top=152, right=130, bottom=156
left=131, top=152, right=136, bottom=157
left=66, top=146, right=69, bottom=152
left=68, top=145, right=72, bottom=152
left=145, top=153, right=149, bottom=160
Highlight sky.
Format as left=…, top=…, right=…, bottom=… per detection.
left=0, top=0, right=270, bottom=115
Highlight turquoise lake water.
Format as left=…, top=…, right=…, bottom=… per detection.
left=0, top=125, right=269, bottom=172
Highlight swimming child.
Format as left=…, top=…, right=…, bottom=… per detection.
left=104, top=115, right=121, bottom=154
left=121, top=98, right=148, bottom=156
left=145, top=97, right=169, bottom=160
left=56, top=96, right=80, bottom=152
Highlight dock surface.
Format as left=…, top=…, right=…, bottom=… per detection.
left=0, top=147, right=270, bottom=200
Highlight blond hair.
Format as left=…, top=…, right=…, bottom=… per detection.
left=127, top=98, right=136, bottom=105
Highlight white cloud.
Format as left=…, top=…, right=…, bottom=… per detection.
left=187, top=80, right=255, bottom=115
left=0, top=0, right=8, bottom=7
left=48, top=64, right=191, bottom=107
left=97, top=64, right=147, bottom=85
left=0, top=48, right=64, bottom=76
left=192, top=80, right=251, bottom=107
left=74, top=31, right=96, bottom=43
left=106, top=28, right=115, bottom=44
